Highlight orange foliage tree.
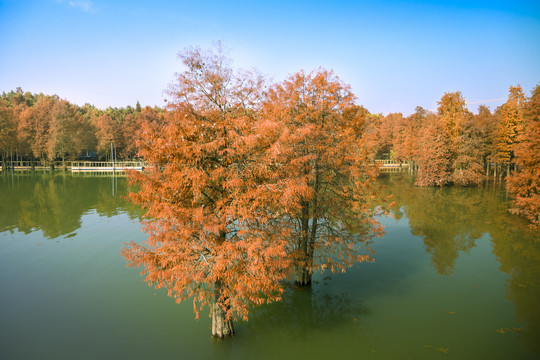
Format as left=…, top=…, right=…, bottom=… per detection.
left=416, top=92, right=484, bottom=186
left=263, top=70, right=385, bottom=286
left=94, top=114, right=123, bottom=160
left=121, top=45, right=294, bottom=338
left=0, top=100, right=17, bottom=169
left=472, top=105, right=497, bottom=174
left=393, top=106, right=427, bottom=167
left=18, top=95, right=57, bottom=161
left=493, top=85, right=526, bottom=175
left=416, top=112, right=453, bottom=186
left=121, top=106, right=165, bottom=159
left=47, top=100, right=85, bottom=162
left=508, top=84, right=540, bottom=228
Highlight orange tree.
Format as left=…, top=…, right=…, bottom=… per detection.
left=0, top=100, right=17, bottom=169
left=121, top=45, right=293, bottom=338
left=508, top=84, right=540, bottom=228
left=263, top=69, right=386, bottom=286
left=416, top=92, right=484, bottom=186
left=416, top=113, right=454, bottom=186
left=493, top=85, right=526, bottom=174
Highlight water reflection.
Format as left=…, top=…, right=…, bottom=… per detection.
left=380, top=173, right=540, bottom=356
left=1, top=172, right=538, bottom=358
left=381, top=174, right=505, bottom=275
left=237, top=281, right=374, bottom=359
left=0, top=172, right=142, bottom=239
left=490, top=215, right=540, bottom=354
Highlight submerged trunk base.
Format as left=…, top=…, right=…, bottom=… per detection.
left=294, top=266, right=312, bottom=287
left=212, top=302, right=234, bottom=338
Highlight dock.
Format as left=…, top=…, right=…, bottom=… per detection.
left=375, top=159, right=409, bottom=169
left=71, top=161, right=144, bottom=172
left=1, top=161, right=144, bottom=172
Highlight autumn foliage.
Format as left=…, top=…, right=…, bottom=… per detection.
left=263, top=70, right=384, bottom=285
left=414, top=92, right=484, bottom=186
left=0, top=88, right=163, bottom=165
left=507, top=85, right=540, bottom=228
left=119, top=46, right=386, bottom=337
left=2, top=45, right=539, bottom=335
left=122, top=46, right=294, bottom=337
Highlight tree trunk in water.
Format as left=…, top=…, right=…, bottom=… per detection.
left=212, top=281, right=234, bottom=338
left=295, top=265, right=312, bottom=286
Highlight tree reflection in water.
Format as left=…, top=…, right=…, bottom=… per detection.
left=1, top=172, right=538, bottom=357
left=490, top=213, right=540, bottom=355
left=230, top=280, right=374, bottom=359
left=380, top=173, right=540, bottom=356
left=0, top=172, right=143, bottom=239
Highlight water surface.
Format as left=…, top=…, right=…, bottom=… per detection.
left=0, top=172, right=538, bottom=359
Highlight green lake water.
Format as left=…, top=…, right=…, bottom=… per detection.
left=0, top=172, right=538, bottom=359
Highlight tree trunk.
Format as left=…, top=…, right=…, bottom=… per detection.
left=297, top=160, right=319, bottom=287
left=212, top=279, right=234, bottom=338
left=294, top=265, right=312, bottom=286
left=295, top=196, right=312, bottom=287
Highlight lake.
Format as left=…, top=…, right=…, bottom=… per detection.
left=0, top=172, right=538, bottom=359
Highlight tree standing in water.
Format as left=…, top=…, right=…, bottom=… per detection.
left=122, top=44, right=292, bottom=338
left=263, top=70, right=385, bottom=286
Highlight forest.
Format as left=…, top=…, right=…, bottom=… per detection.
left=1, top=45, right=538, bottom=338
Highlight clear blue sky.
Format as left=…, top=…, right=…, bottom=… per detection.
left=1, top=0, right=539, bottom=115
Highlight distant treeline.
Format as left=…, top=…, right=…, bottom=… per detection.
left=0, top=87, right=165, bottom=164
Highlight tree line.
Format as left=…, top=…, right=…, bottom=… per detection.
left=0, top=88, right=165, bottom=167
left=367, top=84, right=539, bottom=227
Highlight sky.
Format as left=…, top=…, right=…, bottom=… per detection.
left=1, top=0, right=539, bottom=116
